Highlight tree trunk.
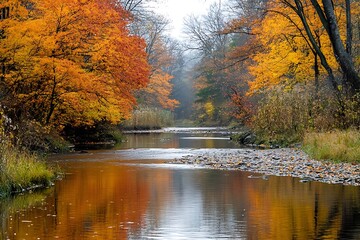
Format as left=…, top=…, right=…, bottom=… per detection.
left=314, top=53, right=320, bottom=95
left=289, top=0, right=340, bottom=94
left=314, top=29, right=322, bottom=96
left=321, top=0, right=360, bottom=91
left=46, top=65, right=58, bottom=125
left=345, top=0, right=352, bottom=55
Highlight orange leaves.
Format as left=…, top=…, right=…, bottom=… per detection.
left=0, top=0, right=150, bottom=128
left=228, top=89, right=253, bottom=125
left=135, top=31, right=179, bottom=111
left=138, top=70, right=179, bottom=110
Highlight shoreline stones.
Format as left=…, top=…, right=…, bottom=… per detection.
left=170, top=148, right=360, bottom=186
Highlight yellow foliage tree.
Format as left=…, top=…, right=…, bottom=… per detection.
left=204, top=101, right=215, bottom=118
left=247, top=0, right=339, bottom=94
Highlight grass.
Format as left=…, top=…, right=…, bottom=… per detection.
left=302, top=130, right=360, bottom=163
left=123, top=106, right=174, bottom=130
left=0, top=143, right=56, bottom=198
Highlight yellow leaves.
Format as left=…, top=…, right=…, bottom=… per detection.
left=247, top=0, right=341, bottom=94
left=352, top=1, right=360, bottom=16
left=0, top=0, right=28, bottom=19
left=204, top=101, right=215, bottom=118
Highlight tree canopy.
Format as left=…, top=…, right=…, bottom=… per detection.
left=0, top=0, right=150, bottom=128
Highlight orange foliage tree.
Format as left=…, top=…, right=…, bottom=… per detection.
left=130, top=13, right=179, bottom=111
left=140, top=70, right=179, bottom=110
left=0, top=0, right=149, bottom=129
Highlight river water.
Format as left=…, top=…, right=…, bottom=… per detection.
left=1, top=128, right=360, bottom=239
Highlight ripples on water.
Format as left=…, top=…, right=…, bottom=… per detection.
left=1, top=128, right=360, bottom=239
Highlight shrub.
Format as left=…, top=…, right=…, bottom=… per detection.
left=0, top=109, right=57, bottom=198
left=14, top=120, right=70, bottom=153
left=251, top=86, right=334, bottom=145
left=250, top=84, right=358, bottom=145
left=338, top=92, right=360, bottom=128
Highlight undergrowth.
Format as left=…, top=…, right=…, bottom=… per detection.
left=0, top=143, right=56, bottom=198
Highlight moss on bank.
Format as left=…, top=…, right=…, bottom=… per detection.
left=0, top=143, right=57, bottom=198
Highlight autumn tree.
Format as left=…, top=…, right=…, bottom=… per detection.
left=184, top=1, right=259, bottom=124
left=0, top=0, right=150, bottom=129
left=167, top=45, right=198, bottom=120
left=184, top=3, right=228, bottom=123
left=276, top=0, right=360, bottom=94
left=246, top=0, right=360, bottom=112
left=227, top=0, right=360, bottom=142
left=247, top=1, right=337, bottom=93
left=126, top=9, right=179, bottom=110
left=226, top=0, right=348, bottom=105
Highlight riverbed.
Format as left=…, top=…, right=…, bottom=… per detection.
left=1, top=127, right=360, bottom=239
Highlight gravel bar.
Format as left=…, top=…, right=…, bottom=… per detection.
left=170, top=148, right=360, bottom=186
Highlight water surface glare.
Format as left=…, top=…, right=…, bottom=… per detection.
left=1, top=128, right=360, bottom=239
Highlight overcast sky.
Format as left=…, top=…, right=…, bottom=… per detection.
left=148, top=0, right=219, bottom=40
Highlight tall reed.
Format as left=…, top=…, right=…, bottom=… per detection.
left=123, top=106, right=174, bottom=130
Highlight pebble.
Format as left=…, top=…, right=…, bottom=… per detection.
left=170, top=148, right=360, bottom=186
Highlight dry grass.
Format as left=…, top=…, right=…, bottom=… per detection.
left=303, top=130, right=360, bottom=163
left=123, top=106, right=174, bottom=130
left=0, top=143, right=55, bottom=197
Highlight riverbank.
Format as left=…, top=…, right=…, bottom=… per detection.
left=171, top=148, right=360, bottom=186
left=0, top=144, right=58, bottom=198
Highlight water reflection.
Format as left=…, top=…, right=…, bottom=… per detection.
left=1, top=159, right=360, bottom=239
left=119, top=132, right=239, bottom=149
left=1, top=129, right=360, bottom=239
left=0, top=188, right=53, bottom=239
left=242, top=177, right=360, bottom=239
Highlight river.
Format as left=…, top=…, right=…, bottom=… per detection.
left=1, top=127, right=360, bottom=239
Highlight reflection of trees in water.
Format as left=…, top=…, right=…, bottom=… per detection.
left=1, top=163, right=360, bottom=239
left=189, top=171, right=360, bottom=239
left=244, top=177, right=360, bottom=239
left=140, top=168, right=360, bottom=239
left=312, top=186, right=360, bottom=239
left=0, top=189, right=53, bottom=239
left=199, top=171, right=250, bottom=238
left=2, top=162, right=173, bottom=239
left=338, top=188, right=360, bottom=239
